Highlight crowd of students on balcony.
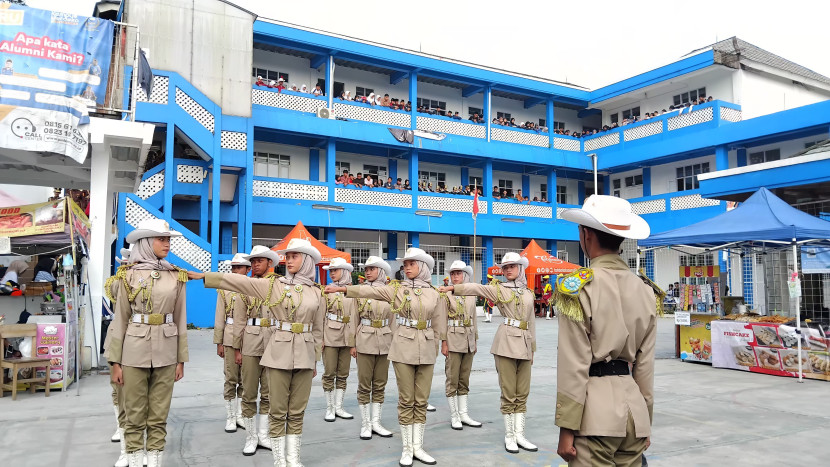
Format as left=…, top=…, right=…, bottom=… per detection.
left=490, top=116, right=546, bottom=132
left=255, top=76, right=327, bottom=97
left=491, top=186, right=548, bottom=204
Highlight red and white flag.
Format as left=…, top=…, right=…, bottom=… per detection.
left=472, top=191, right=479, bottom=219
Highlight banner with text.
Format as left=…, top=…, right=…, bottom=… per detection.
left=0, top=5, right=114, bottom=163
left=0, top=199, right=65, bottom=238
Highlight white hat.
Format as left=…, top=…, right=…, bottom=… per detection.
left=323, top=257, right=353, bottom=272
left=361, top=256, right=391, bottom=275
left=119, top=247, right=131, bottom=260
left=498, top=252, right=529, bottom=269
left=560, top=194, right=650, bottom=240
left=244, top=245, right=279, bottom=264
left=448, top=260, right=473, bottom=277
left=396, top=247, right=434, bottom=271
left=228, top=253, right=251, bottom=267
left=126, top=218, right=182, bottom=243
left=277, top=238, right=322, bottom=264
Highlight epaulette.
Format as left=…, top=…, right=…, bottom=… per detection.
left=488, top=278, right=503, bottom=286
left=171, top=265, right=188, bottom=283
left=552, top=268, right=594, bottom=322
left=103, top=275, right=117, bottom=302
left=638, top=268, right=666, bottom=317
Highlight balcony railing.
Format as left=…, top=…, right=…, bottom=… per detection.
left=626, top=189, right=723, bottom=215
left=252, top=86, right=328, bottom=114
left=416, top=114, right=485, bottom=139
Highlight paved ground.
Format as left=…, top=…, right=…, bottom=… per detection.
left=2, top=316, right=829, bottom=466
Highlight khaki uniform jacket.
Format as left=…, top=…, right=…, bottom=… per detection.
left=453, top=282, right=535, bottom=360
left=346, top=283, right=447, bottom=365
left=554, top=254, right=656, bottom=438
left=347, top=291, right=397, bottom=354
left=108, top=269, right=189, bottom=368
left=206, top=272, right=324, bottom=370
left=213, top=290, right=247, bottom=347
left=231, top=273, right=275, bottom=357
left=102, top=274, right=121, bottom=360
left=438, top=291, right=478, bottom=353
left=323, top=292, right=355, bottom=348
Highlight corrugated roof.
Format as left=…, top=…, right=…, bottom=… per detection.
left=708, top=37, right=830, bottom=85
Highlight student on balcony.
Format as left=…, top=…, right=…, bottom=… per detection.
left=403, top=179, right=411, bottom=190
left=353, top=173, right=364, bottom=188
left=395, top=178, right=403, bottom=191
left=492, top=186, right=500, bottom=199
left=384, top=177, right=394, bottom=190
left=275, top=78, right=286, bottom=93
left=312, top=84, right=324, bottom=97
left=364, top=175, right=375, bottom=189
left=255, top=75, right=265, bottom=86
left=381, top=94, right=391, bottom=107
left=299, top=84, right=308, bottom=94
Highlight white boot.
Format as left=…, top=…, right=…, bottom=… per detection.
left=285, top=434, right=303, bottom=467
left=412, top=423, right=436, bottom=465
left=271, top=437, right=286, bottom=467
left=146, top=450, right=163, bottom=467
left=399, top=425, right=414, bottom=467
left=114, top=428, right=129, bottom=467
left=503, top=414, right=518, bottom=453
left=242, top=417, right=258, bottom=456
left=224, top=399, right=237, bottom=433
left=334, top=388, right=354, bottom=419
left=457, top=395, right=482, bottom=427
left=236, top=398, right=245, bottom=428
left=426, top=403, right=436, bottom=412
left=257, top=414, right=272, bottom=450
left=143, top=434, right=148, bottom=466
left=127, top=451, right=144, bottom=467
left=359, top=404, right=372, bottom=440
left=513, top=412, right=538, bottom=451
left=447, top=396, right=462, bottom=430
left=370, top=402, right=392, bottom=437
left=111, top=405, right=121, bottom=442
left=324, top=391, right=335, bottom=422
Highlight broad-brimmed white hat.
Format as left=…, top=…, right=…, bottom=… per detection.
left=228, top=253, right=251, bottom=267
left=560, top=194, right=650, bottom=240
left=126, top=219, right=182, bottom=243
left=396, top=247, right=434, bottom=271
left=323, top=257, right=353, bottom=272
left=498, top=252, right=529, bottom=269
left=244, top=245, right=279, bottom=264
left=116, top=245, right=132, bottom=264
left=360, top=256, right=391, bottom=275
left=448, top=260, right=473, bottom=277
left=278, top=238, right=322, bottom=264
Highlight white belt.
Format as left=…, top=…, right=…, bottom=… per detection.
left=397, top=317, right=431, bottom=330
left=326, top=312, right=350, bottom=324
left=225, top=317, right=234, bottom=325
left=131, top=314, right=173, bottom=325
left=448, top=319, right=473, bottom=327
left=246, top=318, right=274, bottom=327
left=273, top=321, right=313, bottom=333
left=360, top=318, right=390, bottom=328
left=502, top=318, right=529, bottom=330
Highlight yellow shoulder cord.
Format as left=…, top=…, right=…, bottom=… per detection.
left=104, top=275, right=117, bottom=302
left=492, top=281, right=521, bottom=319
left=638, top=268, right=666, bottom=317
left=552, top=268, right=594, bottom=322
left=325, top=290, right=344, bottom=316
left=265, top=277, right=304, bottom=321
left=171, top=265, right=188, bottom=283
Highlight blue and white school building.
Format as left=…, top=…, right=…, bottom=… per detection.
left=104, top=0, right=830, bottom=326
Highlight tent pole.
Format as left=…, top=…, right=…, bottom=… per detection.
left=793, top=239, right=803, bottom=383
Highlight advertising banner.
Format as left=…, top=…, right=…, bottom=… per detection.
left=0, top=5, right=114, bottom=163
left=34, top=322, right=75, bottom=390
left=801, top=246, right=830, bottom=274
left=68, top=198, right=90, bottom=245
left=0, top=199, right=64, bottom=238
left=679, top=314, right=717, bottom=363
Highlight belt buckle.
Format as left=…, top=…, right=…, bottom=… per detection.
left=341, top=316, right=350, bottom=324
left=148, top=314, right=163, bottom=325
left=260, top=318, right=271, bottom=327
left=463, top=318, right=472, bottom=327
left=518, top=321, right=528, bottom=330
left=416, top=320, right=427, bottom=330
left=372, top=319, right=383, bottom=328
left=291, top=322, right=305, bottom=334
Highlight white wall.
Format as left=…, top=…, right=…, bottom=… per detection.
left=553, top=107, right=582, bottom=132
left=609, top=168, right=644, bottom=199
left=744, top=133, right=830, bottom=163
left=0, top=185, right=53, bottom=207
left=493, top=171, right=522, bottom=195
left=252, top=142, right=310, bottom=181
left=651, top=154, right=716, bottom=196
left=252, top=49, right=324, bottom=91
left=740, top=68, right=830, bottom=119
left=491, top=96, right=545, bottom=126
left=556, top=177, right=580, bottom=205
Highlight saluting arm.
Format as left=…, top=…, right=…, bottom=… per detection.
left=451, top=282, right=499, bottom=303
left=344, top=284, right=396, bottom=303
left=203, top=271, right=272, bottom=301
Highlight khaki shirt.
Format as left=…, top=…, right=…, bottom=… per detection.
left=108, top=269, right=189, bottom=368
left=554, top=254, right=656, bottom=438
left=102, top=274, right=122, bottom=359
left=206, top=272, right=324, bottom=370
left=438, top=291, right=478, bottom=353
left=347, top=291, right=397, bottom=355
left=453, top=282, right=536, bottom=359
left=323, top=291, right=355, bottom=348
left=346, top=283, right=447, bottom=365
left=231, top=273, right=275, bottom=356
left=213, top=289, right=247, bottom=347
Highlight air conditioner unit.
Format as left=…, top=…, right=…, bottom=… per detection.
left=317, top=107, right=335, bottom=119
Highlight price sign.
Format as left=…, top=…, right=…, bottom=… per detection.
left=0, top=236, right=10, bottom=254
left=675, top=311, right=691, bottom=326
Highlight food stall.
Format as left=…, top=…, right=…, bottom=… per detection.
left=675, top=265, right=721, bottom=363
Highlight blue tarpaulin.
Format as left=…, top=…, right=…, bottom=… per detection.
left=640, top=188, right=830, bottom=248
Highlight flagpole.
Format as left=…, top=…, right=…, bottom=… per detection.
left=473, top=181, right=478, bottom=283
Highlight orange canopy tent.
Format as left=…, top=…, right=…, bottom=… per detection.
left=270, top=222, right=351, bottom=284
left=487, top=239, right=580, bottom=291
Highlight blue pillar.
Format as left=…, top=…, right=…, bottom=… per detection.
left=547, top=169, right=556, bottom=205
left=645, top=250, right=655, bottom=280
left=325, top=55, right=334, bottom=109
left=409, top=72, right=418, bottom=130
left=546, top=98, right=555, bottom=149
left=715, top=145, right=729, bottom=171
left=389, top=159, right=398, bottom=184
left=484, top=159, right=493, bottom=198
left=483, top=236, right=494, bottom=283
left=220, top=223, right=233, bottom=255
left=211, top=116, right=223, bottom=271
left=742, top=249, right=754, bottom=307
left=309, top=149, right=319, bottom=182
left=460, top=167, right=469, bottom=188
left=522, top=174, right=530, bottom=199
left=326, top=139, right=336, bottom=199
left=163, top=125, right=174, bottom=215
left=410, top=232, right=420, bottom=248
left=387, top=232, right=398, bottom=261
left=736, top=148, right=747, bottom=167
left=602, top=174, right=610, bottom=196
left=326, top=228, right=336, bottom=248
left=642, top=167, right=652, bottom=197
left=241, top=119, right=254, bottom=255
left=577, top=180, right=586, bottom=204
left=199, top=188, right=208, bottom=239
left=548, top=240, right=558, bottom=255
left=409, top=150, right=419, bottom=192
left=484, top=85, right=491, bottom=142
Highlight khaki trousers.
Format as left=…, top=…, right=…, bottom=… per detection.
left=223, top=346, right=243, bottom=400
left=122, top=365, right=176, bottom=453
left=322, top=346, right=351, bottom=391
left=571, top=413, right=647, bottom=467
left=268, top=368, right=313, bottom=437
left=356, top=352, right=389, bottom=404
left=110, top=364, right=127, bottom=426
left=240, top=354, right=269, bottom=418
left=393, top=362, right=434, bottom=425
left=494, top=355, right=531, bottom=414
left=445, top=351, right=475, bottom=397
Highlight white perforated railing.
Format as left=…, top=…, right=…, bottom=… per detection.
left=623, top=121, right=663, bottom=142
left=492, top=201, right=553, bottom=218
left=334, top=188, right=412, bottom=208
left=669, top=193, right=721, bottom=210
left=135, top=171, right=164, bottom=200
left=177, top=165, right=207, bottom=184
left=417, top=195, right=488, bottom=214
left=491, top=128, right=549, bottom=147
left=135, top=76, right=169, bottom=105
left=253, top=180, right=329, bottom=201
left=667, top=107, right=714, bottom=131
left=720, top=107, right=742, bottom=122
left=631, top=198, right=667, bottom=214
left=584, top=132, right=621, bottom=151
left=416, top=116, right=485, bottom=139
left=332, top=103, right=411, bottom=128
left=553, top=137, right=580, bottom=152
left=221, top=131, right=247, bottom=150
left=252, top=89, right=328, bottom=114
left=175, top=87, right=215, bottom=133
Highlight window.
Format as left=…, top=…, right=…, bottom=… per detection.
left=469, top=176, right=483, bottom=190
left=363, top=164, right=388, bottom=178
left=419, top=171, right=446, bottom=189
left=609, top=113, right=618, bottom=124
left=673, top=87, right=707, bottom=105
left=538, top=118, right=546, bottom=127
left=556, top=185, right=567, bottom=204
left=498, top=179, right=513, bottom=197
left=805, top=141, right=822, bottom=149
left=496, top=111, right=511, bottom=120
left=749, top=149, right=781, bottom=165
left=612, top=178, right=621, bottom=197
left=680, top=253, right=714, bottom=267
left=427, top=251, right=447, bottom=276
left=254, top=152, right=290, bottom=179
left=335, top=161, right=350, bottom=175
left=252, top=68, right=288, bottom=83
left=553, top=121, right=565, bottom=130
left=468, top=106, right=483, bottom=117
left=621, top=106, right=640, bottom=120
left=623, top=175, right=643, bottom=187
left=675, top=162, right=710, bottom=191
left=355, top=86, right=374, bottom=97
left=350, top=248, right=370, bottom=266
left=417, top=98, right=446, bottom=110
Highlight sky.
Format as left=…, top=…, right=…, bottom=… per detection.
left=33, top=0, right=830, bottom=90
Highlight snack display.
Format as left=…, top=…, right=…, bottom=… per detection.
left=755, top=348, right=781, bottom=370
left=780, top=350, right=808, bottom=372
left=809, top=353, right=829, bottom=375
left=721, top=313, right=793, bottom=324
left=0, top=212, right=33, bottom=229
left=733, top=346, right=756, bottom=367
left=753, top=326, right=781, bottom=347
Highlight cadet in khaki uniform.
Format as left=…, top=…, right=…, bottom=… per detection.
left=555, top=195, right=656, bottom=467
left=320, top=257, right=355, bottom=422
left=232, top=245, right=280, bottom=454
left=327, top=247, right=447, bottom=467
left=438, top=260, right=482, bottom=431
left=347, top=256, right=396, bottom=440
left=213, top=253, right=250, bottom=433
left=193, top=238, right=324, bottom=467
left=441, top=251, right=538, bottom=455
left=109, top=219, right=189, bottom=467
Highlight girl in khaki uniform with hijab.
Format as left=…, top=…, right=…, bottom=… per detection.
left=440, top=251, right=537, bottom=455
left=192, top=238, right=324, bottom=467
left=109, top=219, right=189, bottom=467
left=326, top=247, right=447, bottom=467
left=347, top=256, right=395, bottom=440
left=213, top=253, right=250, bottom=433
left=320, top=257, right=355, bottom=422
left=438, top=260, right=482, bottom=431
